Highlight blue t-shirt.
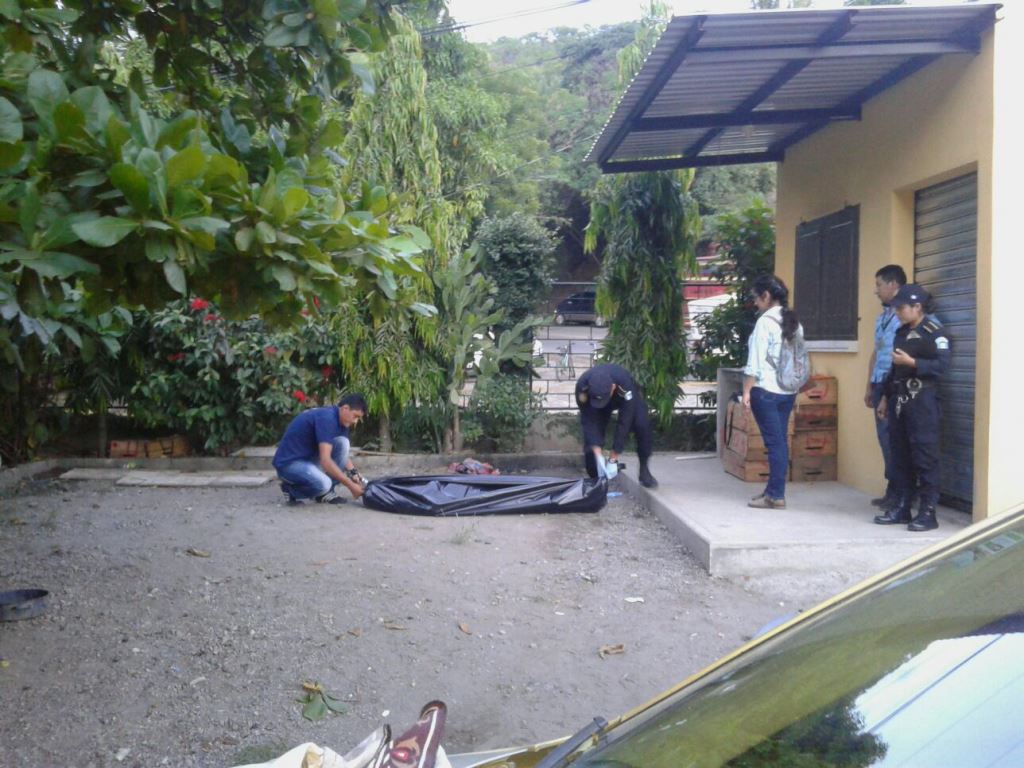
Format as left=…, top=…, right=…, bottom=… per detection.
left=871, top=305, right=899, bottom=383
left=272, top=407, right=348, bottom=468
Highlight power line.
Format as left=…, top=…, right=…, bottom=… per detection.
left=419, top=0, right=591, bottom=37
left=487, top=51, right=575, bottom=74
left=441, top=130, right=601, bottom=201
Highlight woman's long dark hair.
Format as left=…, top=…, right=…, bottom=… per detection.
left=753, top=274, right=800, bottom=341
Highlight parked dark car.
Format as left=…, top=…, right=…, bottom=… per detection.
left=554, top=290, right=603, bottom=326
left=450, top=505, right=1024, bottom=767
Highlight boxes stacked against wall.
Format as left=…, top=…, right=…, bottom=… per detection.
left=108, top=436, right=189, bottom=458
left=791, top=376, right=838, bottom=482
left=720, top=397, right=794, bottom=482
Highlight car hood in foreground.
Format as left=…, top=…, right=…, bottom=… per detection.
left=449, top=506, right=1024, bottom=767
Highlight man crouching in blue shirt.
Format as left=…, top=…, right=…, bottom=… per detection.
left=273, top=393, right=368, bottom=505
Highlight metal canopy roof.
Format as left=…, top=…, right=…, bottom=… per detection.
left=586, top=4, right=1001, bottom=173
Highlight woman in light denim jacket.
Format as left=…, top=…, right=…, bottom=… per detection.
left=742, top=274, right=803, bottom=509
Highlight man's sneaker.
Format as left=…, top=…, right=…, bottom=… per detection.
left=316, top=488, right=347, bottom=505
left=281, top=482, right=301, bottom=506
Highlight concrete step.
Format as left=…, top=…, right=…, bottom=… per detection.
left=620, top=453, right=969, bottom=585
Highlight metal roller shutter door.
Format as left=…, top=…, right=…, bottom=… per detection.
left=914, top=172, right=976, bottom=510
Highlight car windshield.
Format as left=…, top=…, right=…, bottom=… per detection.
left=573, top=510, right=1024, bottom=768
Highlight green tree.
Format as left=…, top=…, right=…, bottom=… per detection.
left=692, top=165, right=776, bottom=221
left=341, top=10, right=455, bottom=268
left=485, top=23, right=639, bottom=279
left=583, top=3, right=701, bottom=424
left=334, top=10, right=451, bottom=449
left=419, top=17, right=528, bottom=242
left=0, top=0, right=429, bottom=463
left=474, top=213, right=557, bottom=330
left=690, top=202, right=776, bottom=380
left=431, top=248, right=539, bottom=452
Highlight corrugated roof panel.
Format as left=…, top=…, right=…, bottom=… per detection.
left=645, top=60, right=770, bottom=117
left=771, top=55, right=914, bottom=110
left=587, top=4, right=1000, bottom=170
left=612, top=122, right=804, bottom=163
left=616, top=128, right=709, bottom=160
left=841, top=8, right=990, bottom=43
left=585, top=16, right=700, bottom=161
left=704, top=125, right=792, bottom=154
left=696, top=11, right=845, bottom=49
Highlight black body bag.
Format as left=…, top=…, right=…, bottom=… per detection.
left=361, top=474, right=607, bottom=516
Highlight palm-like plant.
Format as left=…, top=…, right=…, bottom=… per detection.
left=584, top=2, right=700, bottom=424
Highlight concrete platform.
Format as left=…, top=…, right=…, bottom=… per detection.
left=616, top=452, right=970, bottom=583
left=61, top=468, right=275, bottom=487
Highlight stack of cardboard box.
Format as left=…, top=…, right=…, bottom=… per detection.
left=791, top=376, right=838, bottom=482
left=720, top=376, right=839, bottom=484
left=720, top=397, right=794, bottom=483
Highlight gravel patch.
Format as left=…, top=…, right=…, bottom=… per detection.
left=0, top=473, right=826, bottom=767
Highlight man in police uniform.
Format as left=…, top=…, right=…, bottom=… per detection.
left=575, top=363, right=658, bottom=488
left=873, top=284, right=950, bottom=531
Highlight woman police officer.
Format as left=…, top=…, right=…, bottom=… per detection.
left=873, top=283, right=951, bottom=532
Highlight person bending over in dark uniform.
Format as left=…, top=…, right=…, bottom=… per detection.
left=575, top=363, right=658, bottom=488
left=873, top=284, right=950, bottom=532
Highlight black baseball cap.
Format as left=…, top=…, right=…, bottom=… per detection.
left=891, top=283, right=929, bottom=307
left=586, top=369, right=615, bottom=409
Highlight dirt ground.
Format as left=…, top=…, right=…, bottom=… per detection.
left=0, top=471, right=833, bottom=767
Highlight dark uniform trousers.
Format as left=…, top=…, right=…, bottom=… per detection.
left=884, top=313, right=950, bottom=512
left=888, top=385, right=941, bottom=508
left=581, top=403, right=653, bottom=479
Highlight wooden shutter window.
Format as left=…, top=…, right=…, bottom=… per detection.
left=794, top=206, right=859, bottom=342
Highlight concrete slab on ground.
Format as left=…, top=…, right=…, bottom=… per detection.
left=230, top=446, right=276, bottom=458
left=114, top=470, right=274, bottom=487
left=615, top=452, right=970, bottom=583
left=60, top=468, right=130, bottom=481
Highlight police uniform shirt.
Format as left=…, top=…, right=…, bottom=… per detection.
left=885, top=318, right=951, bottom=391
left=575, top=364, right=642, bottom=454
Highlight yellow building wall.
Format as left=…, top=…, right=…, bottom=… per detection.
left=775, top=25, right=1011, bottom=520
left=988, top=9, right=1024, bottom=517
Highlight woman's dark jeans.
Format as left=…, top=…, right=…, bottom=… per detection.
left=749, top=387, right=797, bottom=500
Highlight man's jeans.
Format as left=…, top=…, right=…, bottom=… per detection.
left=276, top=436, right=350, bottom=500
left=870, top=381, right=893, bottom=493
left=749, top=387, right=797, bottom=500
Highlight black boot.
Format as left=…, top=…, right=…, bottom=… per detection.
left=908, top=505, right=938, bottom=532
left=871, top=487, right=896, bottom=508
left=873, top=494, right=911, bottom=525
left=638, top=460, right=658, bottom=489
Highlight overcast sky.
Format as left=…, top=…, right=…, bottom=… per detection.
left=444, top=0, right=979, bottom=42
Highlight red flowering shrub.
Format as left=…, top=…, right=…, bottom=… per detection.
left=128, top=300, right=338, bottom=453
